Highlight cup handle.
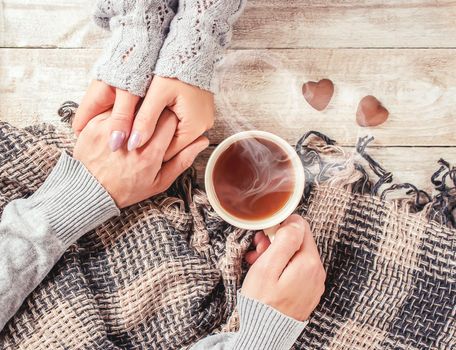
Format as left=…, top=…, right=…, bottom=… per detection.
left=263, top=224, right=280, bottom=242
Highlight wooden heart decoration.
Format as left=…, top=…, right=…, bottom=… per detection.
left=302, top=79, right=334, bottom=111
left=356, top=95, right=389, bottom=127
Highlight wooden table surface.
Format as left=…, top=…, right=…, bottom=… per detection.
left=1, top=1, right=455, bottom=190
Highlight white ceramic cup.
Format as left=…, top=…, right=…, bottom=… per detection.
left=204, top=131, right=305, bottom=239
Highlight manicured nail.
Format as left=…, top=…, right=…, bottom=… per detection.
left=127, top=131, right=141, bottom=151
left=109, top=131, right=125, bottom=152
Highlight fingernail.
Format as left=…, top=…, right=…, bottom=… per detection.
left=286, top=214, right=305, bottom=230
left=109, top=131, right=125, bottom=152
left=127, top=131, right=141, bottom=151
left=290, top=222, right=303, bottom=230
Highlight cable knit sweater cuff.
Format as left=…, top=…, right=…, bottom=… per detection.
left=93, top=0, right=177, bottom=97
left=232, top=293, right=308, bottom=349
left=154, top=0, right=246, bottom=93
left=29, top=152, right=120, bottom=246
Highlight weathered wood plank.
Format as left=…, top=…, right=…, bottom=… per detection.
left=0, top=49, right=92, bottom=126
left=211, top=48, right=456, bottom=146
left=0, top=0, right=108, bottom=48
left=235, top=0, right=456, bottom=49
left=1, top=48, right=455, bottom=146
left=2, top=0, right=456, bottom=49
left=193, top=146, right=456, bottom=191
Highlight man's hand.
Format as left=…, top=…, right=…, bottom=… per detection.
left=72, top=81, right=140, bottom=150
left=242, top=215, right=326, bottom=321
left=73, top=110, right=209, bottom=208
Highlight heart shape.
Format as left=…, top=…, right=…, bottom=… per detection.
left=356, top=95, right=389, bottom=127
left=302, top=79, right=334, bottom=111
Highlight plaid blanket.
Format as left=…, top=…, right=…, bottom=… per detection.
left=0, top=112, right=454, bottom=349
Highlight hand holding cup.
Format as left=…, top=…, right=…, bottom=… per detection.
left=242, top=214, right=326, bottom=321
left=205, top=131, right=304, bottom=238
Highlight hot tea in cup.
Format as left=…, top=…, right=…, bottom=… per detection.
left=205, top=131, right=304, bottom=233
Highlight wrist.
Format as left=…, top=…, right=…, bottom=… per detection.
left=232, top=292, right=308, bottom=350
left=153, top=0, right=247, bottom=93
left=29, top=152, right=120, bottom=246
left=94, top=2, right=177, bottom=97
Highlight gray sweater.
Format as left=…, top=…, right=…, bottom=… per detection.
left=94, top=0, right=246, bottom=96
left=0, top=153, right=306, bottom=348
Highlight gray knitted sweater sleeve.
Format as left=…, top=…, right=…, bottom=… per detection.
left=191, top=292, right=307, bottom=349
left=154, top=0, right=247, bottom=92
left=93, top=0, right=246, bottom=96
left=0, top=152, right=120, bottom=331
left=0, top=153, right=306, bottom=348
left=93, top=0, right=179, bottom=97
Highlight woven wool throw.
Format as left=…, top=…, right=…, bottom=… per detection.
left=0, top=115, right=455, bottom=349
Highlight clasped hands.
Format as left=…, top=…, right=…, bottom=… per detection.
left=74, top=76, right=214, bottom=156
left=73, top=76, right=214, bottom=208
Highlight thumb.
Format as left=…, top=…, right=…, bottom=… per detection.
left=254, top=214, right=306, bottom=279
left=153, top=136, right=209, bottom=193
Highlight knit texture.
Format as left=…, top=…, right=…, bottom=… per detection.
left=30, top=152, right=120, bottom=245
left=0, top=152, right=119, bottom=331
left=0, top=122, right=256, bottom=349
left=93, top=0, right=178, bottom=96
left=93, top=0, right=246, bottom=95
left=233, top=293, right=308, bottom=350
left=154, top=0, right=246, bottom=92
left=191, top=292, right=307, bottom=350
left=0, top=119, right=455, bottom=349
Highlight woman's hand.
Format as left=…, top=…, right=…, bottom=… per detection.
left=72, top=81, right=141, bottom=151
left=73, top=109, right=209, bottom=208
left=127, top=76, right=214, bottom=160
left=241, top=215, right=326, bottom=321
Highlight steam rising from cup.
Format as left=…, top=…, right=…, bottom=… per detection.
left=213, top=137, right=295, bottom=215
left=206, top=131, right=305, bottom=232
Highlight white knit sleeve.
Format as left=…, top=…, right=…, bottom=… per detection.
left=93, top=0, right=178, bottom=97
left=153, top=0, right=247, bottom=93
